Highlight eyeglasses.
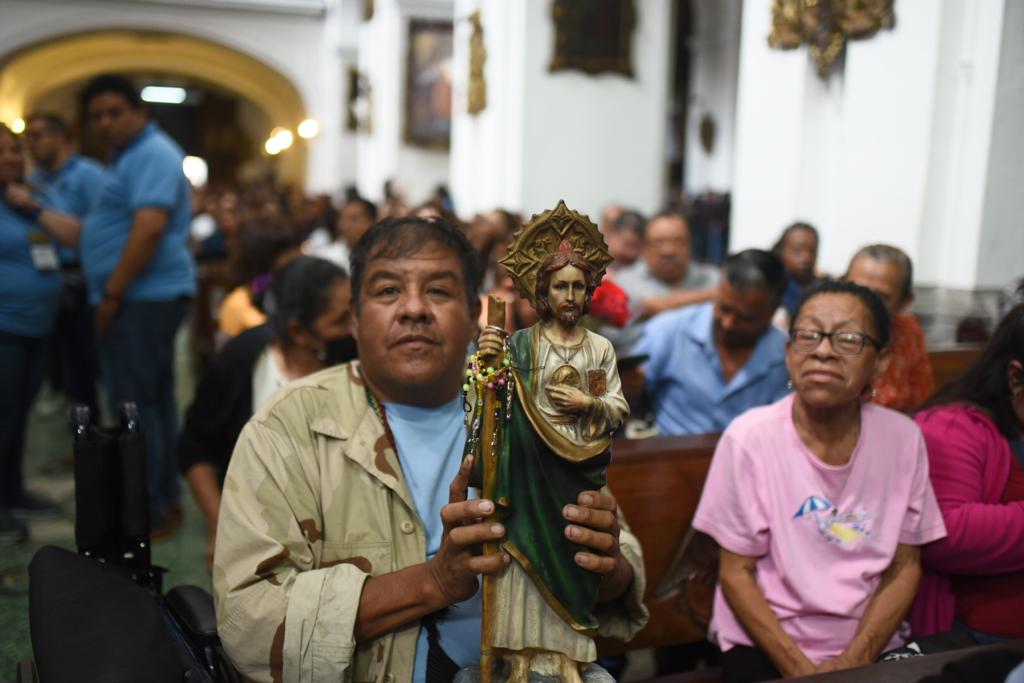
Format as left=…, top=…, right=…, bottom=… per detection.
left=789, top=329, right=882, bottom=356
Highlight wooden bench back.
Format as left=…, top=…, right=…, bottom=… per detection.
left=597, top=433, right=719, bottom=654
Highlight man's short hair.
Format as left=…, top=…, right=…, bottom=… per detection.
left=346, top=196, right=378, bottom=222
left=849, top=244, right=914, bottom=302
left=723, top=249, right=787, bottom=300
left=611, top=210, right=646, bottom=238
left=25, top=112, right=70, bottom=137
left=349, top=216, right=481, bottom=312
left=81, top=74, right=142, bottom=109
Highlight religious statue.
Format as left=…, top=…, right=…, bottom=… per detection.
left=464, top=200, right=629, bottom=683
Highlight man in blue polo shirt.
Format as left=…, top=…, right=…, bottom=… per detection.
left=631, top=249, right=790, bottom=435
left=81, top=74, right=196, bottom=535
left=25, top=112, right=106, bottom=422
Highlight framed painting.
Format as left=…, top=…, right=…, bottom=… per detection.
left=404, top=19, right=454, bottom=149
left=549, top=0, right=636, bottom=78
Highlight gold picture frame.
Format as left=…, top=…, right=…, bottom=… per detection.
left=549, top=0, right=636, bottom=78
left=404, top=19, right=454, bottom=150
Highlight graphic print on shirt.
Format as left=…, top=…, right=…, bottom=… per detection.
left=794, top=495, right=871, bottom=545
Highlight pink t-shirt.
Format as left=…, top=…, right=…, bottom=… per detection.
left=692, top=394, right=947, bottom=664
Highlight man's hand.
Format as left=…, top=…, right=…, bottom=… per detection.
left=563, top=490, right=633, bottom=602
left=427, top=454, right=509, bottom=604
left=477, top=327, right=505, bottom=366
left=546, top=384, right=594, bottom=415
left=95, top=297, right=120, bottom=337
left=4, top=183, right=38, bottom=211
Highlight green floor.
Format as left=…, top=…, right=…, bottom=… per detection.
left=0, top=333, right=207, bottom=683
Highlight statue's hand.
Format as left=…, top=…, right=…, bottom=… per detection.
left=545, top=384, right=594, bottom=415
left=477, top=327, right=505, bottom=365
left=427, top=454, right=509, bottom=605
left=564, top=490, right=634, bottom=603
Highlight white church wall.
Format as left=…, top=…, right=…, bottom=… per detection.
left=449, top=0, right=672, bottom=222
left=731, top=0, right=1013, bottom=290
left=356, top=0, right=451, bottom=205
left=683, top=0, right=742, bottom=195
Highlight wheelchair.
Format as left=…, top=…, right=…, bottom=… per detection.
left=17, top=403, right=241, bottom=683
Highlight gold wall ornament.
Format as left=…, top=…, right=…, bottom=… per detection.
left=500, top=200, right=613, bottom=309
left=768, top=0, right=895, bottom=77
left=468, top=10, right=487, bottom=116
left=549, top=0, right=636, bottom=78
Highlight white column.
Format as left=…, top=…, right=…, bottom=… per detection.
left=356, top=0, right=453, bottom=204
left=449, top=0, right=673, bottom=221
left=683, top=0, right=742, bottom=195
left=730, top=0, right=1015, bottom=290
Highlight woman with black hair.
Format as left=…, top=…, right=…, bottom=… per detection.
left=177, top=256, right=356, bottom=566
left=693, top=281, right=946, bottom=681
left=910, top=304, right=1024, bottom=641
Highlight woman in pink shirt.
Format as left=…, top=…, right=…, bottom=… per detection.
left=693, top=281, right=946, bottom=682
left=910, top=304, right=1024, bottom=640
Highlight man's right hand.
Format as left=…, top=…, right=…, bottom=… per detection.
left=427, top=454, right=509, bottom=604
left=477, top=328, right=505, bottom=366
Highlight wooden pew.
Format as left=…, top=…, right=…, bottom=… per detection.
left=929, top=345, right=983, bottom=393
left=597, top=433, right=719, bottom=655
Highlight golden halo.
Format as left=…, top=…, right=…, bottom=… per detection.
left=499, top=200, right=612, bottom=310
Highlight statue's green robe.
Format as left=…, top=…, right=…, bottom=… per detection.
left=480, top=328, right=612, bottom=631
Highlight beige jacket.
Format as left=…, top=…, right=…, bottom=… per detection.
left=213, top=361, right=649, bottom=683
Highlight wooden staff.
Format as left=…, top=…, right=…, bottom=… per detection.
left=480, top=295, right=505, bottom=683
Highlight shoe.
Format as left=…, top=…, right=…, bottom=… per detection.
left=10, top=491, right=60, bottom=520
left=0, top=510, right=28, bottom=545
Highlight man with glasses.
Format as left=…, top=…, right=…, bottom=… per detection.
left=630, top=249, right=790, bottom=436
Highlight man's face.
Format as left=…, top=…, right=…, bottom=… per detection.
left=0, top=133, right=23, bottom=185
left=546, top=264, right=588, bottom=326
left=353, top=241, right=478, bottom=406
left=607, top=230, right=642, bottom=268
left=779, top=229, right=818, bottom=285
left=644, top=215, right=691, bottom=285
left=339, top=201, right=375, bottom=249
left=846, top=255, right=907, bottom=315
left=88, top=92, right=147, bottom=148
left=24, top=120, right=63, bottom=168
left=713, top=279, right=778, bottom=350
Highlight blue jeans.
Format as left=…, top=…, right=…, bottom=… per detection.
left=98, top=298, right=190, bottom=518
left=0, top=332, right=48, bottom=509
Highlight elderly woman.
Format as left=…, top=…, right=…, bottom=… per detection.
left=910, top=304, right=1024, bottom=641
left=693, top=280, right=947, bottom=682
left=1, top=123, right=81, bottom=544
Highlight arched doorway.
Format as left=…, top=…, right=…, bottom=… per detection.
left=0, top=29, right=310, bottom=186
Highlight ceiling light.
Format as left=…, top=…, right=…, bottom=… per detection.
left=182, top=156, right=208, bottom=187
left=270, top=127, right=294, bottom=150
left=297, top=118, right=319, bottom=139
left=11, top=118, right=25, bottom=134
left=141, top=86, right=187, bottom=104
left=264, top=137, right=282, bottom=155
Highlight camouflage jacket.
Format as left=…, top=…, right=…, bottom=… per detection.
left=213, top=361, right=649, bottom=683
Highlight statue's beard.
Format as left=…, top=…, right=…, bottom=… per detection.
left=556, top=304, right=580, bottom=326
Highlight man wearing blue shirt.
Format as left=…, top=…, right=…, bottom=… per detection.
left=632, top=249, right=790, bottom=436
left=81, top=74, right=197, bottom=535
left=25, top=112, right=106, bottom=422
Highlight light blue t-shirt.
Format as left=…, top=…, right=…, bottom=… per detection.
left=29, top=153, right=106, bottom=264
left=383, top=395, right=481, bottom=683
left=633, top=301, right=790, bottom=435
left=81, top=121, right=196, bottom=304
left=0, top=199, right=62, bottom=337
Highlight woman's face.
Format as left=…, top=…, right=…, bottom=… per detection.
left=786, top=293, right=890, bottom=409
left=0, top=132, right=24, bottom=185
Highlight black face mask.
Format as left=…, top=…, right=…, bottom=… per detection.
left=314, top=335, right=358, bottom=366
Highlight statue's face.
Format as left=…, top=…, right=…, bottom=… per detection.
left=546, top=264, right=587, bottom=326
